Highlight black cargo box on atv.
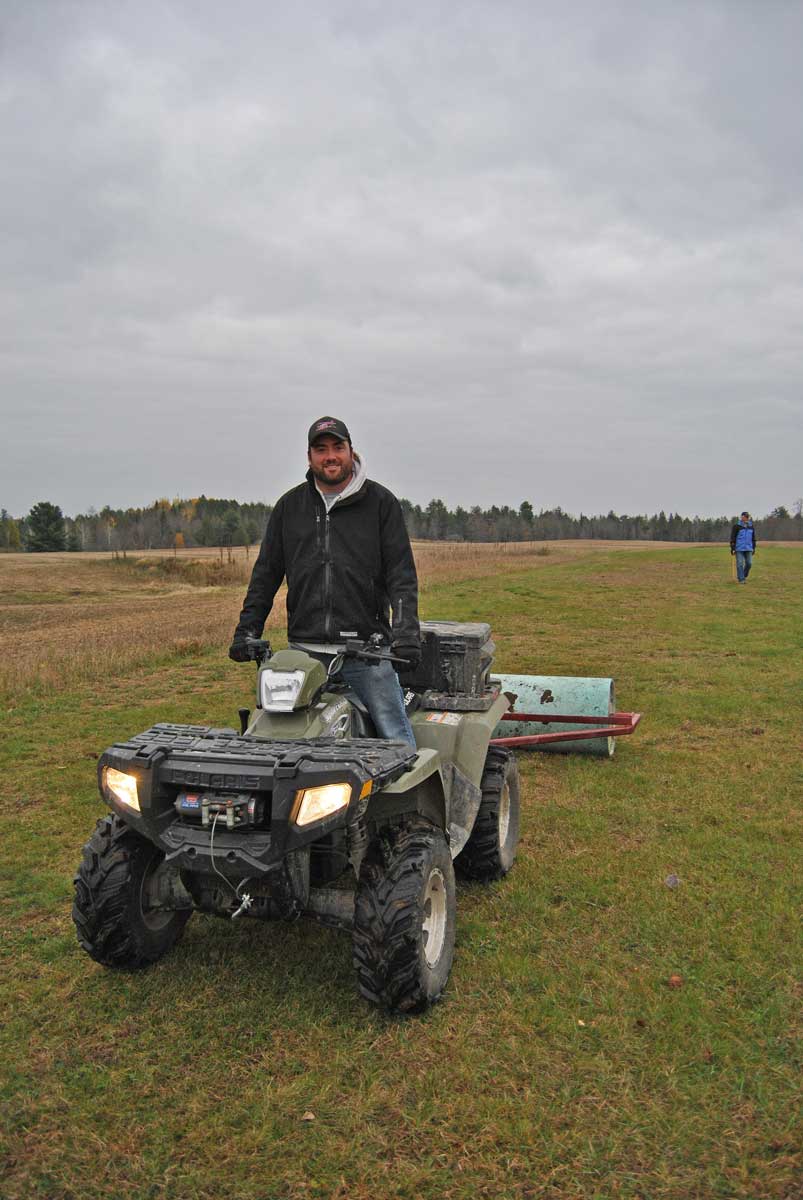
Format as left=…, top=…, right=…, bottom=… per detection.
left=397, top=620, right=495, bottom=706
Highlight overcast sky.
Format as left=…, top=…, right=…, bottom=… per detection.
left=2, top=0, right=802, bottom=519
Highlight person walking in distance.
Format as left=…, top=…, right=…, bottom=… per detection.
left=730, top=511, right=757, bottom=584
left=228, top=417, right=421, bottom=745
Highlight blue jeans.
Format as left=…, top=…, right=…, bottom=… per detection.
left=735, top=550, right=753, bottom=582
left=298, top=650, right=416, bottom=746
left=339, top=657, right=416, bottom=746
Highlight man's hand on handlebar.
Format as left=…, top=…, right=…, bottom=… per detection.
left=392, top=641, right=421, bottom=671
left=228, top=632, right=271, bottom=663
left=230, top=631, right=417, bottom=669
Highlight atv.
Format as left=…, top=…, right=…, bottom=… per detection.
left=73, top=621, right=520, bottom=1013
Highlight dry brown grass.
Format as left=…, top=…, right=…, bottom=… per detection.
left=0, top=553, right=283, bottom=704
left=0, top=541, right=696, bottom=704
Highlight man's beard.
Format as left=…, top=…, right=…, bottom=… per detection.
left=310, top=461, right=353, bottom=488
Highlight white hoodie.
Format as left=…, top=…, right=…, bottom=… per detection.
left=314, top=451, right=366, bottom=512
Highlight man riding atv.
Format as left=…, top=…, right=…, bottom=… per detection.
left=228, top=416, right=420, bottom=746
left=73, top=418, right=521, bottom=1013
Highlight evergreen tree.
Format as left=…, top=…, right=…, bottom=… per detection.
left=222, top=509, right=245, bottom=546
left=25, top=502, right=66, bottom=552
left=243, top=517, right=261, bottom=545
left=425, top=499, right=449, bottom=540
left=452, top=505, right=470, bottom=541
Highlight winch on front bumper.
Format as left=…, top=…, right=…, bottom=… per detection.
left=97, top=722, right=417, bottom=881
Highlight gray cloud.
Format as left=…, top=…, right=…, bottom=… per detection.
left=1, top=0, right=801, bottom=518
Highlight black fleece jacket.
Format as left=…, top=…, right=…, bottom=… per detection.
left=234, top=471, right=420, bottom=648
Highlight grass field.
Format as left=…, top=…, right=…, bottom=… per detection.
left=1, top=542, right=801, bottom=1199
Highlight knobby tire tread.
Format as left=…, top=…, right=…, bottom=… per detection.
left=73, top=814, right=190, bottom=968
left=456, top=747, right=520, bottom=881
left=352, top=820, right=454, bottom=1014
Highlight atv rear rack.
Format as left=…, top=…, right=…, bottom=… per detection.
left=490, top=710, right=642, bottom=749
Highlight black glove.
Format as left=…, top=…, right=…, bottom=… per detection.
left=228, top=632, right=256, bottom=662
left=392, top=642, right=422, bottom=670
left=730, top=549, right=735, bottom=555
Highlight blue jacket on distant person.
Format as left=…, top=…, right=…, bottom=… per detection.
left=730, top=518, right=756, bottom=553
left=730, top=513, right=756, bottom=583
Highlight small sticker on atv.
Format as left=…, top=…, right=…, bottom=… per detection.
left=425, top=712, right=462, bottom=726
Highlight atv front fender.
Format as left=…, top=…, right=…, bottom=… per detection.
left=366, top=748, right=447, bottom=832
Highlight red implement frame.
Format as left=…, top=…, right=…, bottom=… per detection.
left=490, top=710, right=642, bottom=749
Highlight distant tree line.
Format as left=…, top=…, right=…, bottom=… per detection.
left=398, top=499, right=803, bottom=544
left=1, top=496, right=271, bottom=554
left=2, top=496, right=801, bottom=553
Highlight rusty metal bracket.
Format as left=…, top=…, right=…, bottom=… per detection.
left=490, top=711, right=641, bottom=749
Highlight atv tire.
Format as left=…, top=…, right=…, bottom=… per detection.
left=353, top=820, right=456, bottom=1014
left=456, top=747, right=520, bottom=881
left=73, top=815, right=191, bottom=968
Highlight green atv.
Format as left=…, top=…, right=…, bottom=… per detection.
left=73, top=621, right=520, bottom=1013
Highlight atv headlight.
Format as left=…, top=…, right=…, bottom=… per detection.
left=103, top=767, right=140, bottom=812
left=293, top=783, right=352, bottom=826
left=260, top=669, right=306, bottom=712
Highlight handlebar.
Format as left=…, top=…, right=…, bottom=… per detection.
left=341, top=634, right=410, bottom=666
left=244, top=635, right=272, bottom=664
left=324, top=635, right=409, bottom=678
left=243, top=634, right=408, bottom=670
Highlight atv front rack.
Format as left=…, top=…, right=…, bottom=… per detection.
left=115, top=723, right=417, bottom=785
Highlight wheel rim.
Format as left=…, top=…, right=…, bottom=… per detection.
left=498, top=780, right=511, bottom=847
left=139, top=858, right=177, bottom=931
left=422, top=867, right=448, bottom=968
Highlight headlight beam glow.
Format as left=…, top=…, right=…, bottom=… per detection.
left=104, top=767, right=141, bottom=812
left=294, top=782, right=352, bottom=826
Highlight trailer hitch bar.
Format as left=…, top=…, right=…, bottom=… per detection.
left=490, top=710, right=642, bottom=749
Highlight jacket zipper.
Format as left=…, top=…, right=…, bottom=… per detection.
left=324, top=512, right=333, bottom=640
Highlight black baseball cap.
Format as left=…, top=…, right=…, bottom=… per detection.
left=307, top=416, right=352, bottom=446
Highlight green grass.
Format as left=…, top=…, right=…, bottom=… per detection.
left=1, top=546, right=801, bottom=1199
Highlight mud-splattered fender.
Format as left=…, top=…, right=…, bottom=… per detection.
left=368, top=748, right=448, bottom=833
